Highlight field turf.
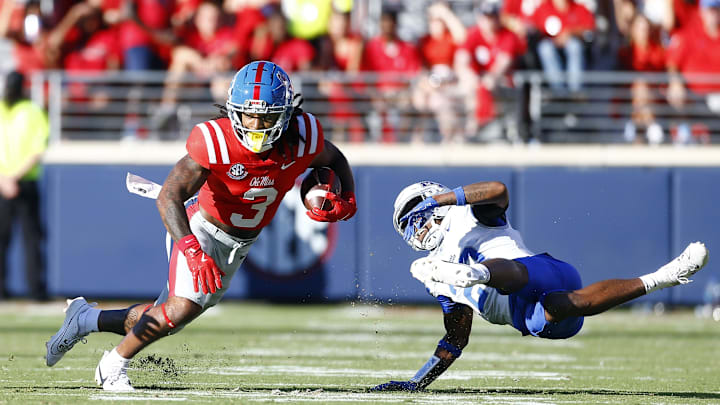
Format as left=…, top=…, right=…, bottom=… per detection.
left=0, top=300, right=719, bottom=404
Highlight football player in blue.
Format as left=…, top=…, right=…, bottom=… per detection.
left=371, top=180, right=708, bottom=392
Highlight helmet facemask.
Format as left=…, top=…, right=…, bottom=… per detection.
left=227, top=98, right=292, bottom=153
left=403, top=209, right=447, bottom=251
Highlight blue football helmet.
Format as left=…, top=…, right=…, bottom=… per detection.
left=226, top=61, right=295, bottom=153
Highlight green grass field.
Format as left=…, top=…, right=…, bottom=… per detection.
left=1, top=300, right=719, bottom=404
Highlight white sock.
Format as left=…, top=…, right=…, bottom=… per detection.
left=106, top=348, right=131, bottom=367
left=639, top=272, right=669, bottom=294
left=469, top=263, right=491, bottom=284
left=79, top=307, right=101, bottom=335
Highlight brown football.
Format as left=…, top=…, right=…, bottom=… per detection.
left=300, top=167, right=342, bottom=211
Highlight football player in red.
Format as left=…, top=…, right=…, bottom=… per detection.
left=45, top=61, right=357, bottom=391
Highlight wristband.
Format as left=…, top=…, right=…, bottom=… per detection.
left=452, top=187, right=466, bottom=206
left=437, top=338, right=463, bottom=358
left=177, top=234, right=199, bottom=253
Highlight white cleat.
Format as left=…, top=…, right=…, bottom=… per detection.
left=657, top=242, right=709, bottom=286
left=95, top=351, right=134, bottom=392
left=45, top=297, right=96, bottom=367
left=431, top=260, right=488, bottom=287
left=411, top=257, right=487, bottom=288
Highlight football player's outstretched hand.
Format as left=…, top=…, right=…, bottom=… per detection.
left=369, top=380, right=420, bottom=392
left=306, top=191, right=357, bottom=222
left=178, top=235, right=226, bottom=294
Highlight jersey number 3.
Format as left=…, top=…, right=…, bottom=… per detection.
left=230, top=188, right=278, bottom=228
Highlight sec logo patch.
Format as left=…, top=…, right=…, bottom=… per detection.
left=227, top=163, right=248, bottom=180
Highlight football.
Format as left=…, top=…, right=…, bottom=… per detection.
left=300, top=167, right=342, bottom=211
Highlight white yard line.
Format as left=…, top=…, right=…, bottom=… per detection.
left=188, top=365, right=569, bottom=381
left=89, top=395, right=187, bottom=401
left=234, top=347, right=576, bottom=363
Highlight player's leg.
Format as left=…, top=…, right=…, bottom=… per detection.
left=93, top=296, right=202, bottom=391
left=544, top=242, right=709, bottom=322
left=115, top=296, right=202, bottom=358
left=543, top=279, right=646, bottom=321
left=45, top=299, right=156, bottom=367
left=95, top=211, right=257, bottom=391
left=482, top=258, right=529, bottom=294
left=98, top=302, right=156, bottom=334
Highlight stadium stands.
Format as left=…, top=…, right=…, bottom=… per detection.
left=0, top=0, right=716, bottom=145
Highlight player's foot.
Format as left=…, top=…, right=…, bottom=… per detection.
left=45, top=297, right=97, bottom=366
left=655, top=242, right=709, bottom=287
left=95, top=350, right=134, bottom=392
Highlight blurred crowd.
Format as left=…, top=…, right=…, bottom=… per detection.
left=1, top=0, right=719, bottom=144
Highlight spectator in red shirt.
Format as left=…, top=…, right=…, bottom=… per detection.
left=0, top=0, right=50, bottom=75
left=619, top=14, right=666, bottom=72
left=667, top=0, right=720, bottom=100
left=101, top=0, right=180, bottom=71
left=225, top=0, right=269, bottom=68
left=411, top=2, right=467, bottom=144
left=362, top=9, right=421, bottom=77
left=532, top=0, right=594, bottom=93
left=664, top=0, right=720, bottom=144
left=44, top=1, right=121, bottom=123
left=455, top=2, right=523, bottom=141
left=619, top=13, right=667, bottom=144
left=151, top=0, right=235, bottom=136
left=47, top=1, right=121, bottom=72
left=361, top=7, right=421, bottom=143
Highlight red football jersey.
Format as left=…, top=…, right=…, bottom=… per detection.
left=185, top=113, right=325, bottom=230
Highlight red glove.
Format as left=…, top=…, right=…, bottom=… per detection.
left=306, top=191, right=357, bottom=222
left=177, top=235, right=226, bottom=294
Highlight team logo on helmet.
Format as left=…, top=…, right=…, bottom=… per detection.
left=227, top=163, right=248, bottom=180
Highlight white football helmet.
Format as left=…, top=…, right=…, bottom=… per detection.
left=393, top=181, right=451, bottom=251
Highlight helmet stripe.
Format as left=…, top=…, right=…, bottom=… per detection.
left=254, top=61, right=266, bottom=81
left=252, top=61, right=266, bottom=99
left=208, top=120, right=229, bottom=164
left=195, top=123, right=217, bottom=164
